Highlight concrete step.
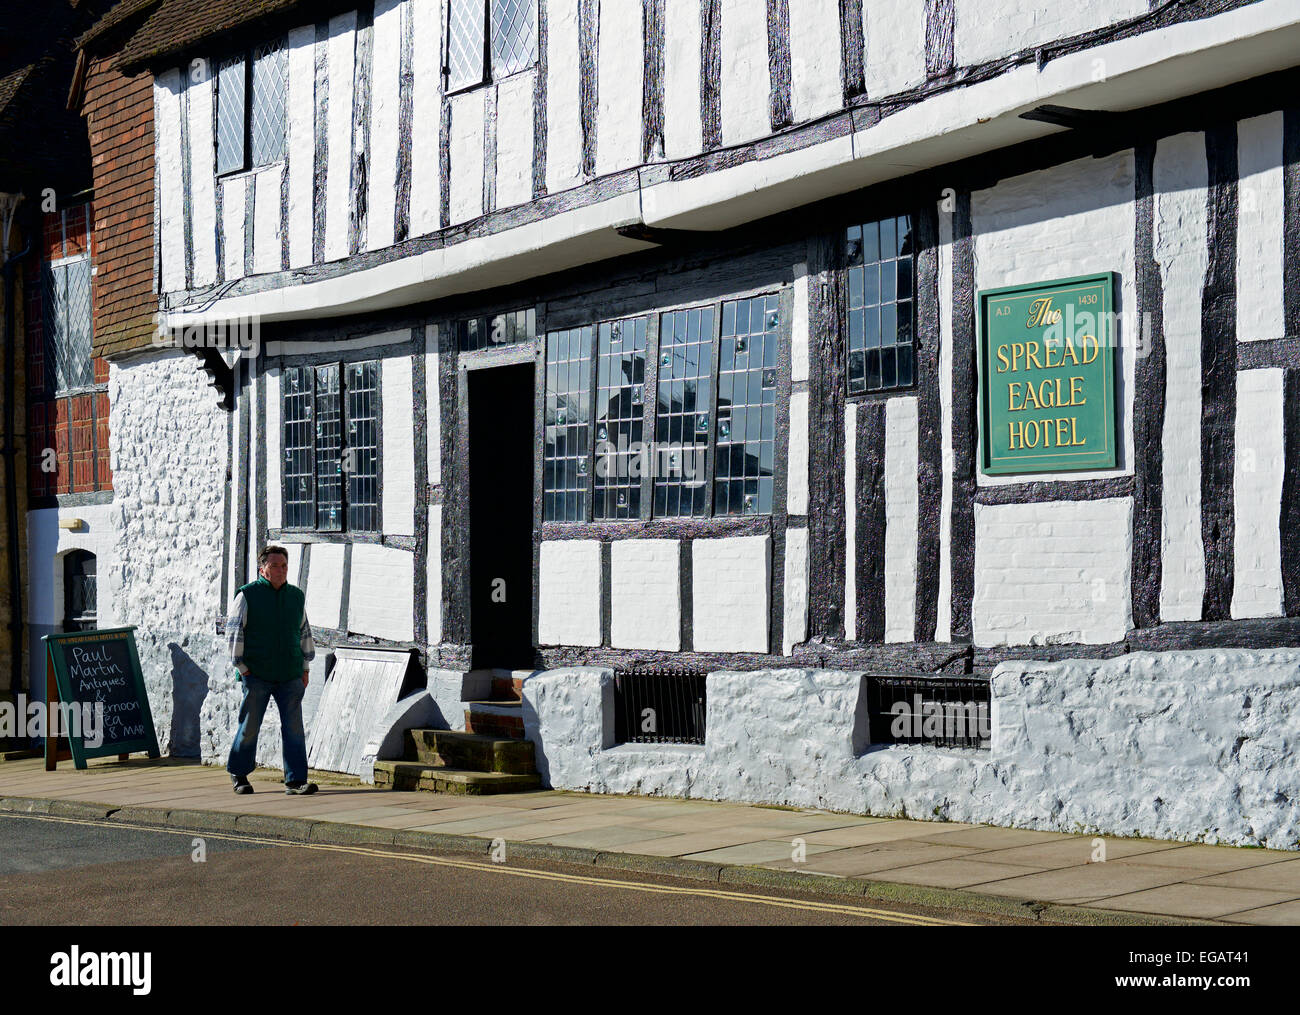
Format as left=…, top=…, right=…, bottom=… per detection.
left=403, top=729, right=536, bottom=774
left=373, top=761, right=542, bottom=795
left=464, top=701, right=524, bottom=740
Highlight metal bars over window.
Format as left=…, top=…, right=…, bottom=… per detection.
left=865, top=677, right=992, bottom=750
left=446, top=0, right=537, bottom=92
left=593, top=317, right=646, bottom=520
left=846, top=214, right=916, bottom=394
left=215, top=38, right=287, bottom=175
left=282, top=361, right=381, bottom=532
left=543, top=294, right=782, bottom=523
left=614, top=668, right=707, bottom=745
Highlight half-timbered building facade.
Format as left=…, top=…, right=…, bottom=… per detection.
left=87, top=0, right=1300, bottom=846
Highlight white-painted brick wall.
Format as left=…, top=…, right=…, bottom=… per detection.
left=409, top=0, right=442, bottom=236
left=663, top=0, right=702, bottom=159
left=539, top=540, right=602, bottom=646
left=546, top=0, right=583, bottom=193
left=1232, top=369, right=1285, bottom=619
left=693, top=535, right=770, bottom=653
left=611, top=540, right=680, bottom=650
left=791, top=264, right=810, bottom=384
left=884, top=396, right=918, bottom=642
left=495, top=73, right=536, bottom=208
left=381, top=354, right=416, bottom=535
left=1155, top=131, right=1208, bottom=622
left=786, top=389, right=808, bottom=515
left=1236, top=112, right=1285, bottom=342
left=325, top=10, right=357, bottom=261
left=719, top=0, right=769, bottom=147
left=973, top=498, right=1133, bottom=646
left=155, top=70, right=185, bottom=292
left=597, top=0, right=644, bottom=175
left=287, top=23, right=317, bottom=266
left=253, top=164, right=283, bottom=274
left=367, top=0, right=404, bottom=251
left=863, top=0, right=925, bottom=98
left=349, top=544, right=415, bottom=640
left=782, top=527, right=808, bottom=655
left=972, top=150, right=1136, bottom=484
left=788, top=0, right=841, bottom=123
left=449, top=89, right=485, bottom=224
left=305, top=542, right=345, bottom=630
left=955, top=0, right=1146, bottom=65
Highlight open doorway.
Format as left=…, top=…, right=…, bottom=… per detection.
left=468, top=364, right=536, bottom=669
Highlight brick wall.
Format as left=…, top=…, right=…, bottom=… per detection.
left=83, top=55, right=156, bottom=358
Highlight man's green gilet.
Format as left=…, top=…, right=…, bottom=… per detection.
left=238, top=577, right=306, bottom=683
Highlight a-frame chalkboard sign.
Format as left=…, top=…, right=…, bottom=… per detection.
left=43, top=627, right=160, bottom=770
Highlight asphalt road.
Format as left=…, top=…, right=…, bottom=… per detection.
left=0, top=812, right=1029, bottom=926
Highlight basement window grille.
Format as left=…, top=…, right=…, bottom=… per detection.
left=866, top=676, right=992, bottom=750
left=614, top=668, right=707, bottom=746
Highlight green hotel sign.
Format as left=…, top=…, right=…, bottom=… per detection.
left=978, top=272, right=1117, bottom=475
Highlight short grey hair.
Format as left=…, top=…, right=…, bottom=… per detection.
left=257, top=545, right=289, bottom=568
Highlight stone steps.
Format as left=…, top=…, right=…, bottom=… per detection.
left=404, top=729, right=535, bottom=774
left=372, top=761, right=541, bottom=795
left=464, top=700, right=524, bottom=740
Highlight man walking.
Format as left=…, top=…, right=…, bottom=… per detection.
left=226, top=545, right=318, bottom=795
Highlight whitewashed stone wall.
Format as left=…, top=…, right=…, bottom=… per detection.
left=109, top=352, right=229, bottom=759
left=524, top=650, right=1300, bottom=849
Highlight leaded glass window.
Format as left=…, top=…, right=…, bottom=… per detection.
left=716, top=296, right=778, bottom=516
left=42, top=257, right=94, bottom=393
left=654, top=306, right=713, bottom=518
left=543, top=326, right=591, bottom=522
left=456, top=307, right=536, bottom=352
left=846, top=214, right=915, bottom=394
left=314, top=365, right=343, bottom=531
left=345, top=361, right=380, bottom=532
left=543, top=296, right=782, bottom=523
left=593, top=316, right=646, bottom=520
left=282, top=366, right=315, bottom=527
left=215, top=38, right=287, bottom=175
left=446, top=0, right=537, bottom=92
left=282, top=360, right=381, bottom=532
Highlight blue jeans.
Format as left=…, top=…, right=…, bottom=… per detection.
left=226, top=673, right=308, bottom=785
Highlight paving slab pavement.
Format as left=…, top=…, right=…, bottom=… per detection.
left=0, top=755, right=1297, bottom=925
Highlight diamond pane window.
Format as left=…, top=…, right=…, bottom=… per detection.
left=345, top=361, right=380, bottom=532
left=654, top=306, right=714, bottom=518
left=282, top=367, right=315, bottom=528
left=314, top=365, right=343, bottom=531
left=216, top=55, right=246, bottom=175
left=43, top=258, right=94, bottom=393
left=846, top=214, right=915, bottom=394
left=491, top=0, right=536, bottom=78
left=716, top=295, right=778, bottom=516
left=544, top=326, right=592, bottom=522
left=593, top=317, right=646, bottom=520
left=250, top=39, right=287, bottom=167
left=447, top=0, right=486, bottom=91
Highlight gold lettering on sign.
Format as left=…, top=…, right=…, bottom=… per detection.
left=1027, top=298, right=1062, bottom=328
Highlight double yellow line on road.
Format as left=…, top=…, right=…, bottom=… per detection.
left=3, top=812, right=973, bottom=926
